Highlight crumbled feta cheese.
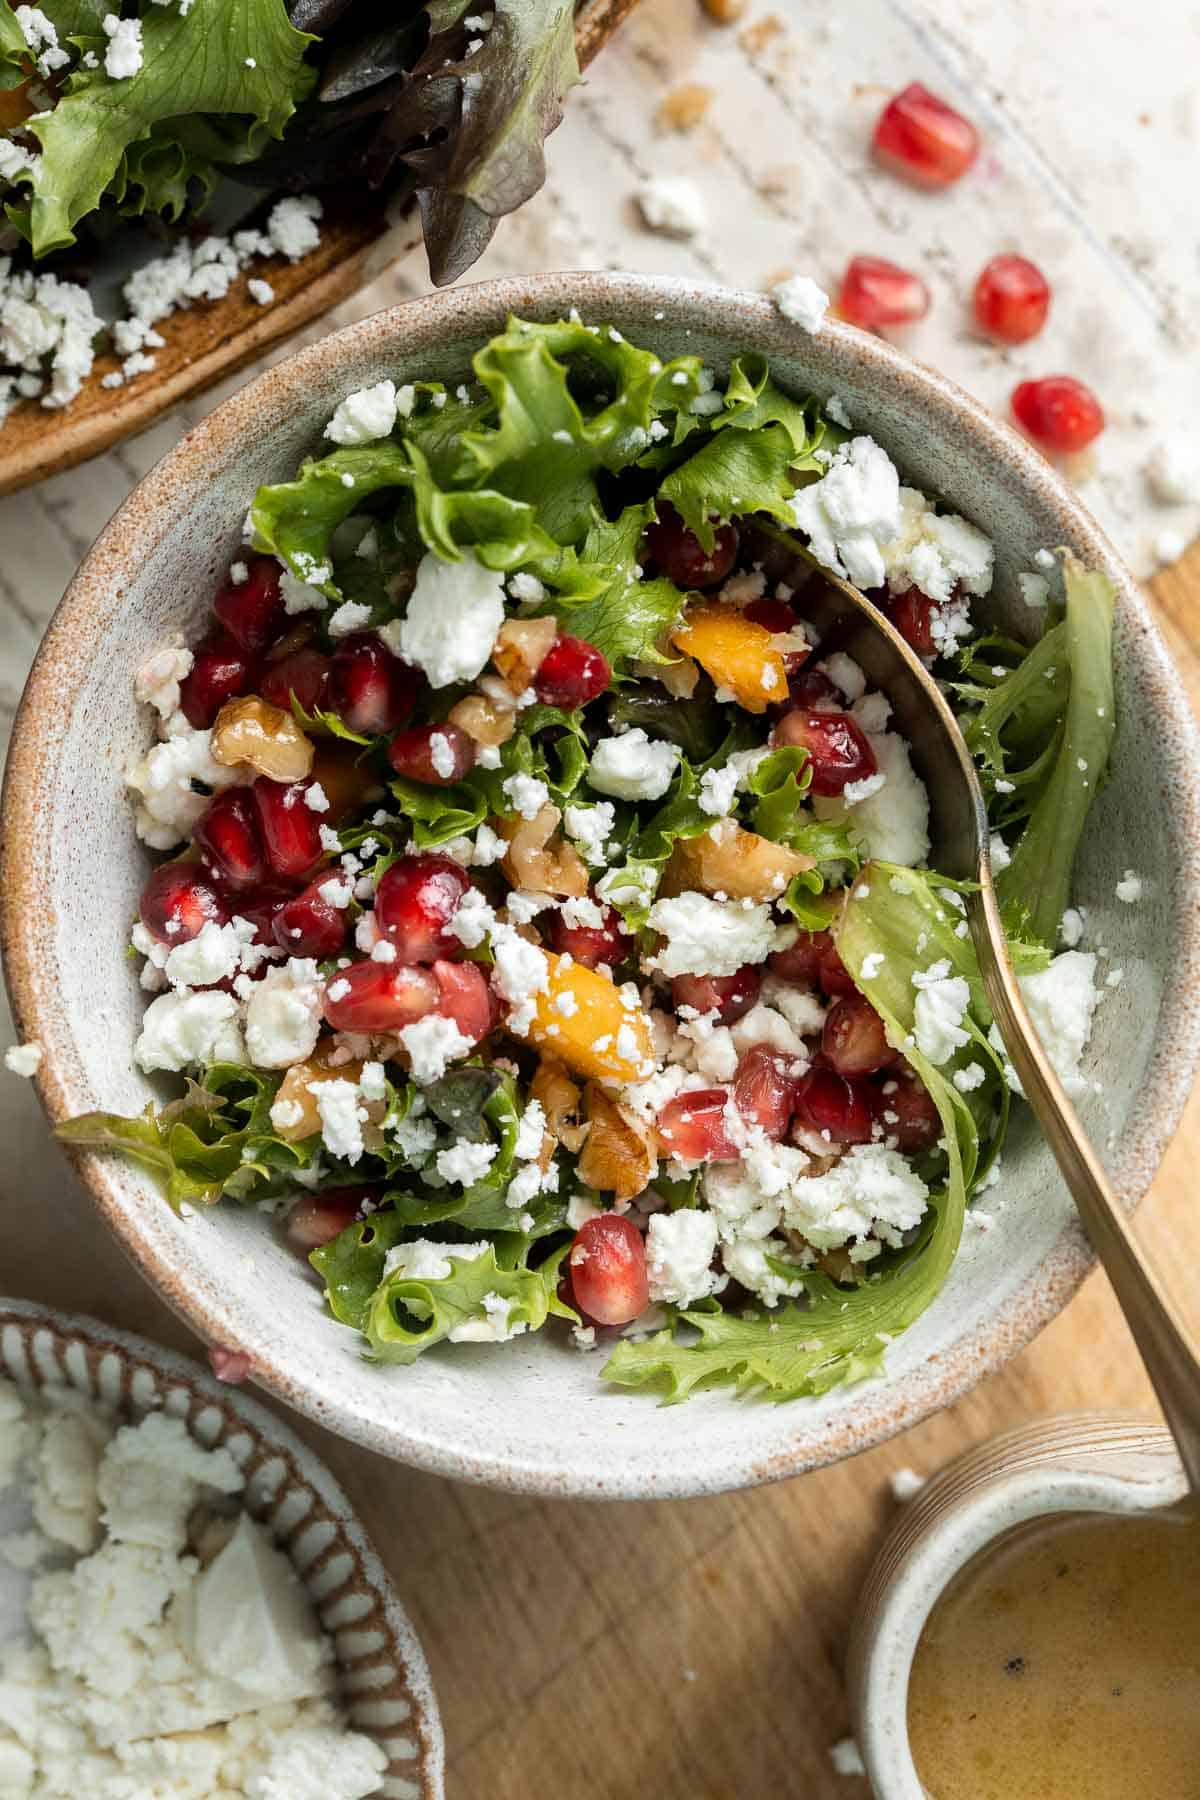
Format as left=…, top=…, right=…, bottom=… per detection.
left=508, top=571, right=546, bottom=605
left=912, top=962, right=971, bottom=1065
left=772, top=274, right=828, bottom=333
left=818, top=652, right=867, bottom=703
left=728, top=1003, right=807, bottom=1062
left=1115, top=869, right=1143, bottom=903
left=448, top=886, right=497, bottom=949
left=326, top=600, right=372, bottom=639
left=589, top=729, right=682, bottom=802
left=989, top=832, right=1012, bottom=873
left=789, top=436, right=902, bottom=591
left=134, top=644, right=194, bottom=720
left=398, top=1013, right=472, bottom=1083
left=830, top=1737, right=866, bottom=1777
left=393, top=549, right=505, bottom=687
left=1018, top=951, right=1099, bottom=1097
left=1018, top=572, right=1050, bottom=610
left=266, top=193, right=323, bottom=261
left=563, top=800, right=617, bottom=862
left=952, top=1062, right=987, bottom=1092
left=698, top=762, right=741, bottom=816
left=247, top=277, right=274, bottom=306
left=1059, top=907, right=1085, bottom=948
left=881, top=488, right=994, bottom=608
left=435, top=1140, right=498, bottom=1186
left=315, top=1079, right=366, bottom=1164
left=782, top=1143, right=930, bottom=1251
left=760, top=974, right=826, bottom=1038
left=135, top=990, right=244, bottom=1073
left=645, top=1210, right=724, bottom=1305
left=4, top=1041, right=43, bottom=1077
left=126, top=718, right=240, bottom=850
left=16, top=5, right=70, bottom=77
left=813, top=731, right=929, bottom=868
left=279, top=568, right=328, bottom=614
left=323, top=379, right=398, bottom=446
left=647, top=891, right=778, bottom=978
left=243, top=960, right=324, bottom=1069
left=102, top=12, right=143, bottom=78
left=163, top=917, right=260, bottom=991
left=502, top=772, right=550, bottom=819
left=383, top=1238, right=486, bottom=1282
left=635, top=175, right=706, bottom=238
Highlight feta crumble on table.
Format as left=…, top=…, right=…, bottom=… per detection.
left=772, top=274, right=829, bottom=334
left=890, top=1466, right=926, bottom=1501
left=635, top=175, right=707, bottom=238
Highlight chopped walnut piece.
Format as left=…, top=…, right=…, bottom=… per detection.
left=492, top=616, right=557, bottom=690
left=531, top=1056, right=588, bottom=1152
left=501, top=803, right=589, bottom=897
left=210, top=695, right=314, bottom=782
left=448, top=692, right=518, bottom=747
left=577, top=1083, right=657, bottom=1200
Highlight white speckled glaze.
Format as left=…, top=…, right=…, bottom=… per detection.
left=847, top=1413, right=1188, bottom=1797
left=3, top=274, right=1199, bottom=1499
left=0, top=1298, right=444, bottom=1799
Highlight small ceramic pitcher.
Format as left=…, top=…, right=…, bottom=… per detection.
left=846, top=1412, right=1187, bottom=1797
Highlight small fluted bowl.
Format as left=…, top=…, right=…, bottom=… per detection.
left=3, top=272, right=1200, bottom=1498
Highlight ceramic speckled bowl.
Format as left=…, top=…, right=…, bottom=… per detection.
left=0, top=1298, right=444, bottom=1798
left=3, top=273, right=1199, bottom=1499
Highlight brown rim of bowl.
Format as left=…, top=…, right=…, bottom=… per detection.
left=0, top=1294, right=446, bottom=1796
left=3, top=271, right=1199, bottom=1498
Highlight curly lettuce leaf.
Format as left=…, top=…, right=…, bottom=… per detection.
left=364, top=1238, right=573, bottom=1364
left=535, top=501, right=686, bottom=671
left=658, top=423, right=800, bottom=553
left=8, top=0, right=315, bottom=257
left=0, top=3, right=29, bottom=83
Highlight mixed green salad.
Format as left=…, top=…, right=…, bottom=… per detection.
left=62, top=315, right=1116, bottom=1402
left=1, top=0, right=579, bottom=281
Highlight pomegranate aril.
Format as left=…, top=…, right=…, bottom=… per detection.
left=544, top=899, right=629, bottom=971
left=772, top=707, right=877, bottom=796
left=375, top=855, right=471, bottom=963
left=212, top=557, right=285, bottom=654
left=819, top=938, right=856, bottom=999
left=743, top=596, right=797, bottom=635
left=792, top=1064, right=875, bottom=1146
left=644, top=502, right=739, bottom=589
left=874, top=1067, right=942, bottom=1153
left=235, top=881, right=295, bottom=944
left=657, top=1088, right=739, bottom=1161
left=671, top=966, right=761, bottom=1024
left=330, top=632, right=421, bottom=735
left=1011, top=376, right=1104, bottom=455
left=889, top=589, right=938, bottom=658
left=261, top=647, right=334, bottom=716
left=323, top=959, right=440, bottom=1032
left=972, top=255, right=1050, bottom=345
left=139, top=863, right=229, bottom=944
left=272, top=882, right=348, bottom=957
left=770, top=929, right=830, bottom=986
left=534, top=634, right=612, bottom=709
left=178, top=634, right=258, bottom=729
left=568, top=1215, right=650, bottom=1326
left=287, top=1186, right=378, bottom=1250
left=208, top=1346, right=251, bottom=1384
left=837, top=256, right=930, bottom=332
left=872, top=82, right=979, bottom=189
left=733, top=1044, right=799, bottom=1140
left=250, top=777, right=324, bottom=879
left=788, top=667, right=838, bottom=709
left=433, top=958, right=496, bottom=1046
left=387, top=723, right=475, bottom=786
left=195, top=789, right=266, bottom=889
left=822, top=992, right=895, bottom=1076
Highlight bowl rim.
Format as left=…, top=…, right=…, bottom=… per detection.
left=4, top=269, right=1200, bottom=1499
left=0, top=1293, right=446, bottom=1797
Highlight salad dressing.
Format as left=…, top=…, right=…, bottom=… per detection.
left=907, top=1510, right=1200, bottom=1799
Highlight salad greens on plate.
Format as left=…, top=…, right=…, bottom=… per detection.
left=61, top=313, right=1117, bottom=1403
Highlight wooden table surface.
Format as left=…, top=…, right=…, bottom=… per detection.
left=2, top=2, right=1200, bottom=1792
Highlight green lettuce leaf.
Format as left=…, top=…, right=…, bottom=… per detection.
left=364, top=1238, right=573, bottom=1364
left=658, top=423, right=799, bottom=552
left=596, top=759, right=715, bottom=928
left=8, top=0, right=315, bottom=257
left=536, top=501, right=686, bottom=671
left=606, top=686, right=727, bottom=762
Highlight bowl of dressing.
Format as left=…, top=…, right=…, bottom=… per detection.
left=848, top=1412, right=1194, bottom=1798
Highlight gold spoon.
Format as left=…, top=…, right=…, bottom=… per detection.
left=752, top=529, right=1200, bottom=1491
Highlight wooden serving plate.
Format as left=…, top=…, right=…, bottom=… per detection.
left=0, top=0, right=639, bottom=498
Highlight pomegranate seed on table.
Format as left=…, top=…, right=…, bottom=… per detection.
left=733, top=1045, right=799, bottom=1140
left=287, top=1186, right=379, bottom=1250
left=544, top=898, right=630, bottom=971
left=889, top=589, right=938, bottom=658
left=657, top=1088, right=740, bottom=1161
left=138, top=864, right=229, bottom=944
left=972, top=255, right=1050, bottom=345
left=1011, top=376, right=1104, bottom=455
left=874, top=1067, right=942, bottom=1153
left=822, top=992, right=895, bottom=1076
left=272, top=882, right=348, bottom=958
left=671, top=966, right=761, bottom=1024
left=323, top=959, right=440, bottom=1032
left=235, top=881, right=295, bottom=944
left=534, top=634, right=612, bottom=708
left=261, top=647, right=334, bottom=715
left=195, top=789, right=266, bottom=889
left=250, top=777, right=324, bottom=879
left=787, top=667, right=838, bottom=709
left=791, top=1063, right=875, bottom=1146
left=329, top=632, right=421, bottom=735
left=433, top=958, right=496, bottom=1045
left=772, top=708, right=877, bottom=796
left=743, top=596, right=797, bottom=635
left=568, top=1215, right=650, bottom=1327
left=374, top=855, right=471, bottom=962
left=212, top=557, right=285, bottom=654
left=644, top=502, right=739, bottom=589
left=872, top=82, right=980, bottom=189
left=836, top=256, right=930, bottom=332
left=178, top=634, right=258, bottom=729
left=387, top=723, right=476, bottom=786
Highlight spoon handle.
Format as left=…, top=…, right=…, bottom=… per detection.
left=971, top=884, right=1200, bottom=1494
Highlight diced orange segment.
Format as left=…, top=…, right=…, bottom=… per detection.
left=525, top=955, right=656, bottom=1085
left=662, top=820, right=814, bottom=901
left=670, top=603, right=788, bottom=712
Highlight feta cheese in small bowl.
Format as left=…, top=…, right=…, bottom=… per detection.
left=3, top=272, right=1200, bottom=1502
left=0, top=1298, right=443, bottom=1798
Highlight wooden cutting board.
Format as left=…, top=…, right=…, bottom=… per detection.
left=4, top=548, right=1198, bottom=1798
